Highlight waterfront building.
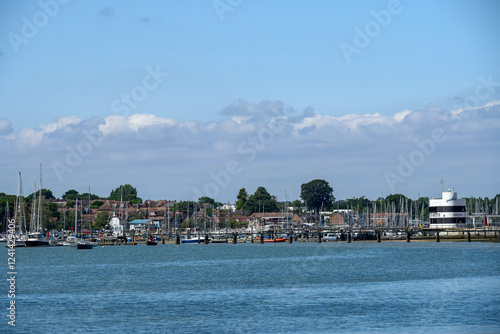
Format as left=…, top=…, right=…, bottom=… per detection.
left=429, top=189, right=466, bottom=228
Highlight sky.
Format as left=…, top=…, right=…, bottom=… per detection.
left=0, top=0, right=499, bottom=203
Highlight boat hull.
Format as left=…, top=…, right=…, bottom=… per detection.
left=181, top=239, right=200, bottom=244
left=263, top=237, right=287, bottom=243
left=25, top=240, right=51, bottom=247
left=76, top=243, right=94, bottom=249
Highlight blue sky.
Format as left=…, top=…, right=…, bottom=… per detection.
left=0, top=0, right=499, bottom=202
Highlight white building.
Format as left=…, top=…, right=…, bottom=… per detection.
left=429, top=189, right=466, bottom=228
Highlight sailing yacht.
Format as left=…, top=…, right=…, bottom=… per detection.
left=75, top=199, right=94, bottom=249
left=10, top=172, right=27, bottom=247
left=25, top=232, right=50, bottom=247
left=26, top=175, right=50, bottom=247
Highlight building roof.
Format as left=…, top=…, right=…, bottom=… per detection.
left=129, top=219, right=149, bottom=225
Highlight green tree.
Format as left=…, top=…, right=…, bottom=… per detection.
left=300, top=179, right=334, bottom=213
left=90, top=200, right=104, bottom=209
left=37, top=189, right=55, bottom=200
left=109, top=184, right=142, bottom=204
left=205, top=207, right=213, bottom=216
left=80, top=193, right=100, bottom=200
left=235, top=188, right=248, bottom=210
left=94, top=211, right=110, bottom=230
left=245, top=187, right=278, bottom=215
left=173, top=201, right=199, bottom=215
left=198, top=196, right=215, bottom=205
left=62, top=189, right=80, bottom=200
left=291, top=199, right=303, bottom=214
left=0, top=193, right=17, bottom=229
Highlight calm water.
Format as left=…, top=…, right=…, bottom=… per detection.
left=2, top=241, right=500, bottom=333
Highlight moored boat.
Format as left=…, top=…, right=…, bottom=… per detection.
left=263, top=237, right=287, bottom=243
left=181, top=236, right=202, bottom=244
left=25, top=232, right=51, bottom=247
left=76, top=240, right=94, bottom=249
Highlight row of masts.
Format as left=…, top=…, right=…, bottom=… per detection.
left=12, top=165, right=44, bottom=236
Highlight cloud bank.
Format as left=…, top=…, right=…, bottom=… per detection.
left=1, top=100, right=499, bottom=201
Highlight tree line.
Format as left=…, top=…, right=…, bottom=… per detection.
left=1, top=180, right=499, bottom=231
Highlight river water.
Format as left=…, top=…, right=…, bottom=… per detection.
left=2, top=241, right=500, bottom=333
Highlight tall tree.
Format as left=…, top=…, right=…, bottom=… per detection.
left=94, top=211, right=110, bottom=230
left=109, top=184, right=142, bottom=204
left=245, top=187, right=278, bottom=215
left=291, top=199, right=303, bottom=214
left=235, top=188, right=248, bottom=210
left=38, top=189, right=55, bottom=200
left=198, top=196, right=215, bottom=205
left=300, top=179, right=334, bottom=213
left=62, top=189, right=79, bottom=200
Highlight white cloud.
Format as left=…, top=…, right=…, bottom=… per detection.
left=1, top=100, right=498, bottom=201
left=98, top=114, right=176, bottom=136
left=15, top=116, right=80, bottom=146
left=393, top=110, right=412, bottom=123
left=0, top=118, right=13, bottom=135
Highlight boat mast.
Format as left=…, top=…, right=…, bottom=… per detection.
left=4, top=199, right=10, bottom=234
left=31, top=182, right=37, bottom=233
left=17, top=172, right=26, bottom=238
left=75, top=199, right=78, bottom=238
left=285, top=190, right=289, bottom=230
left=88, top=186, right=91, bottom=239
left=38, top=163, right=43, bottom=232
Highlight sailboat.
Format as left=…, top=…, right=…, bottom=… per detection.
left=10, top=172, right=27, bottom=247
left=0, top=200, right=11, bottom=242
left=145, top=200, right=157, bottom=245
left=146, top=225, right=157, bottom=245
left=76, top=199, right=93, bottom=249
left=26, top=172, right=50, bottom=247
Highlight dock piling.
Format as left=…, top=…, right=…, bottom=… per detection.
left=436, top=232, right=440, bottom=242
